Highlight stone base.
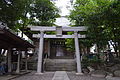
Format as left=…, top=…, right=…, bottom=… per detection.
left=35, top=72, right=43, bottom=75
left=76, top=73, right=84, bottom=75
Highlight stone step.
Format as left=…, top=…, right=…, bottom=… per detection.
left=44, top=59, right=76, bottom=71
left=51, top=56, right=74, bottom=59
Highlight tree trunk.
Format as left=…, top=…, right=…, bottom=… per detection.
left=87, top=47, right=90, bottom=54
left=118, top=41, right=120, bottom=57
left=108, top=51, right=114, bottom=62
left=96, top=44, right=100, bottom=53
left=114, top=41, right=118, bottom=57
left=109, top=40, right=118, bottom=57
left=79, top=44, right=82, bottom=55
left=0, top=49, right=2, bottom=54
left=83, top=46, right=86, bottom=55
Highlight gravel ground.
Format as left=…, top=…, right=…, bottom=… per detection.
left=67, top=72, right=106, bottom=80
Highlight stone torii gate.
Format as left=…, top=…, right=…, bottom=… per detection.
left=30, top=26, right=87, bottom=74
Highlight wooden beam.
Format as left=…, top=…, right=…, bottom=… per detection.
left=33, top=34, right=86, bottom=38
left=30, top=26, right=87, bottom=31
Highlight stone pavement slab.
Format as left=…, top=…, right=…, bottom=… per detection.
left=0, top=75, right=16, bottom=80
left=0, top=71, right=30, bottom=80
left=52, top=71, right=70, bottom=80
left=67, top=72, right=106, bottom=80
left=4, top=71, right=120, bottom=80
left=106, top=77, right=120, bottom=80
left=11, top=71, right=55, bottom=80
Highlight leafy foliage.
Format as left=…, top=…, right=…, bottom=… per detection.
left=0, top=0, right=60, bottom=31
left=29, top=0, right=60, bottom=26
left=69, top=0, right=120, bottom=53
left=0, top=0, right=28, bottom=30
left=82, top=54, right=104, bottom=69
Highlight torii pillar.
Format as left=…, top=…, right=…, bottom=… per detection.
left=37, top=31, right=44, bottom=74
left=74, top=31, right=82, bottom=74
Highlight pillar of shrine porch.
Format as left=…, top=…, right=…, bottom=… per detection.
left=16, top=50, right=21, bottom=73
left=37, top=31, right=44, bottom=74
left=74, top=31, right=82, bottom=74
left=25, top=50, right=28, bottom=72
left=7, top=48, right=12, bottom=73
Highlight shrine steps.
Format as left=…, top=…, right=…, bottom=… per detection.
left=44, top=59, right=77, bottom=71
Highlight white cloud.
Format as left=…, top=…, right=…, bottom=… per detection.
left=51, top=0, right=74, bottom=26
left=55, top=17, right=70, bottom=26
left=52, top=0, right=72, bottom=16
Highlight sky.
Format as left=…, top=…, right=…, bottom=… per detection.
left=52, top=0, right=73, bottom=26
left=53, top=0, right=72, bottom=16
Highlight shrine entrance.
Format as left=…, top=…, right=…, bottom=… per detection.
left=30, top=26, right=87, bottom=74
left=56, top=46, right=64, bottom=57
left=50, top=39, right=74, bottom=59
left=50, top=39, right=65, bottom=58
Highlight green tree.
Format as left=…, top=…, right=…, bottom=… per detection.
left=0, top=0, right=29, bottom=31
left=29, top=0, right=60, bottom=26
left=0, top=0, right=59, bottom=32
left=69, top=0, right=120, bottom=54
left=103, top=0, right=120, bottom=56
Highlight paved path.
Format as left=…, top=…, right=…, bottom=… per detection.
left=10, top=71, right=107, bottom=80
left=52, top=71, right=70, bottom=80
left=5, top=71, right=120, bottom=80
left=0, top=75, right=17, bottom=80
left=67, top=72, right=106, bottom=80
left=11, top=71, right=54, bottom=80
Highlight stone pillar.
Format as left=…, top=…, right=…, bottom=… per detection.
left=74, top=31, right=82, bottom=73
left=48, top=40, right=50, bottom=58
left=16, top=50, right=21, bottom=73
left=37, top=31, right=44, bottom=74
left=8, top=48, right=12, bottom=73
left=25, top=50, right=28, bottom=72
